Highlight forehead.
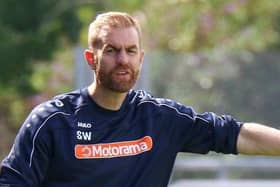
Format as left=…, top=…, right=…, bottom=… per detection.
left=98, top=26, right=140, bottom=48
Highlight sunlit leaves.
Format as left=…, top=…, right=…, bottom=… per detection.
left=142, top=0, right=280, bottom=52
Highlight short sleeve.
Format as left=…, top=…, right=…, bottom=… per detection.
left=162, top=102, right=243, bottom=154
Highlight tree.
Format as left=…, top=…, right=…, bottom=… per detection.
left=0, top=0, right=81, bottom=95
left=141, top=0, right=280, bottom=52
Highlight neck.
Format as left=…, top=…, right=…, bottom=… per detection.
left=87, top=82, right=128, bottom=111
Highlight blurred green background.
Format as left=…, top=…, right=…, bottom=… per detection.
left=0, top=0, right=280, bottom=183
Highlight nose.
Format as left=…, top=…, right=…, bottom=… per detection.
left=116, top=49, right=129, bottom=65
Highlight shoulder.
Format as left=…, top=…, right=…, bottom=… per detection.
left=34, top=89, right=83, bottom=117
left=130, top=89, right=185, bottom=108
left=22, top=89, right=84, bottom=133
left=130, top=90, right=196, bottom=116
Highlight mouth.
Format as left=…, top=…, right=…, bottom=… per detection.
left=113, top=69, right=131, bottom=80
left=116, top=71, right=129, bottom=75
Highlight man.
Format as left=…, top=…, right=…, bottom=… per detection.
left=0, top=11, right=280, bottom=187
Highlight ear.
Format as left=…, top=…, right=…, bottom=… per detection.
left=140, top=49, right=145, bottom=65
left=84, top=49, right=95, bottom=69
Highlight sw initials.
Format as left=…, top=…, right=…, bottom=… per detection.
left=76, top=131, right=92, bottom=141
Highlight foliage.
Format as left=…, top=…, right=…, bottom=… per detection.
left=0, top=0, right=81, bottom=95
left=141, top=0, right=280, bottom=52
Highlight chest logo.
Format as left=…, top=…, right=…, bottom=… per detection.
left=77, top=122, right=92, bottom=128
left=75, top=136, right=153, bottom=159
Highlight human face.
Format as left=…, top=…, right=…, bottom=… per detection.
left=94, top=27, right=144, bottom=93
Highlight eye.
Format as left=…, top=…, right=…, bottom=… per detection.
left=127, top=48, right=137, bottom=54
left=105, top=47, right=114, bottom=53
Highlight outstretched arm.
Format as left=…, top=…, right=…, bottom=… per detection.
left=237, top=123, right=280, bottom=155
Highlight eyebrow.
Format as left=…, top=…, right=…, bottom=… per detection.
left=104, top=43, right=138, bottom=50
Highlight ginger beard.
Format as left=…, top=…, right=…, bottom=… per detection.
left=95, top=63, right=140, bottom=93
